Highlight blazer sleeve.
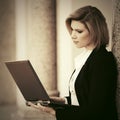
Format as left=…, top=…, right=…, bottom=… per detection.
left=56, top=53, right=118, bottom=120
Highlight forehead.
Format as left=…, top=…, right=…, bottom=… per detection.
left=71, top=20, right=86, bottom=29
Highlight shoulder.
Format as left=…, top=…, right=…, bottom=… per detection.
left=92, top=47, right=115, bottom=63
left=88, top=47, right=117, bottom=70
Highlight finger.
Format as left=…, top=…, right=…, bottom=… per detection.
left=27, top=102, right=55, bottom=115
left=27, top=102, right=38, bottom=108
left=26, top=101, right=31, bottom=106
left=27, top=102, right=43, bottom=110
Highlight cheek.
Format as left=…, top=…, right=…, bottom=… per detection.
left=76, top=34, right=92, bottom=48
left=78, top=34, right=91, bottom=43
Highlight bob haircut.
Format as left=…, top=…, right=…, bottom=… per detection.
left=65, top=6, right=109, bottom=49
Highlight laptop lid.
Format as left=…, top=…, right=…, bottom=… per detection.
left=5, top=60, right=50, bottom=102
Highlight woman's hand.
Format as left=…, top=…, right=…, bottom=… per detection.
left=27, top=102, right=56, bottom=116
left=50, top=96, right=66, bottom=104
left=27, top=97, right=66, bottom=116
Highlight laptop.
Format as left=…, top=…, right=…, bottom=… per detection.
left=5, top=60, right=70, bottom=109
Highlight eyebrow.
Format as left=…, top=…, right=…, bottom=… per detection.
left=72, top=28, right=84, bottom=31
left=75, top=28, right=83, bottom=30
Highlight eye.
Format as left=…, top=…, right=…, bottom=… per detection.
left=71, top=28, right=73, bottom=31
left=76, top=30, right=83, bottom=33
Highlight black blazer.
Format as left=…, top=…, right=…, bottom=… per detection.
left=56, top=46, right=118, bottom=120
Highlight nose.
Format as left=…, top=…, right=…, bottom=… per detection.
left=71, top=31, right=77, bottom=39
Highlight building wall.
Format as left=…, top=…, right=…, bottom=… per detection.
left=0, top=0, right=16, bottom=105
left=112, top=0, right=120, bottom=119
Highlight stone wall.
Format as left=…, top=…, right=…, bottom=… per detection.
left=0, top=0, right=16, bottom=105
left=26, top=0, right=58, bottom=96
left=112, top=0, right=120, bottom=119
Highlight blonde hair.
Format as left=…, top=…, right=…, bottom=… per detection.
left=66, top=6, right=109, bottom=49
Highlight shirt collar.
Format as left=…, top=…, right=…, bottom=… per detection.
left=74, top=48, right=93, bottom=69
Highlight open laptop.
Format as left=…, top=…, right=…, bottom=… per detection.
left=5, top=60, right=70, bottom=109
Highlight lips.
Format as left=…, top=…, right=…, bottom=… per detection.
left=73, top=41, right=79, bottom=44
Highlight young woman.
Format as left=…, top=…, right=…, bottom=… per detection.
left=28, top=5, right=118, bottom=120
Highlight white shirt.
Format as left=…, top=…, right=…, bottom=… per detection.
left=69, top=48, right=93, bottom=106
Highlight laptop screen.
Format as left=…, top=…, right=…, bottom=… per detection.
left=5, top=60, right=50, bottom=102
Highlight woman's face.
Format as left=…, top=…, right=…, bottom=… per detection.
left=70, top=20, right=95, bottom=50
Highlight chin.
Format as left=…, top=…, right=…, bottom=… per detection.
left=75, top=45, right=84, bottom=48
